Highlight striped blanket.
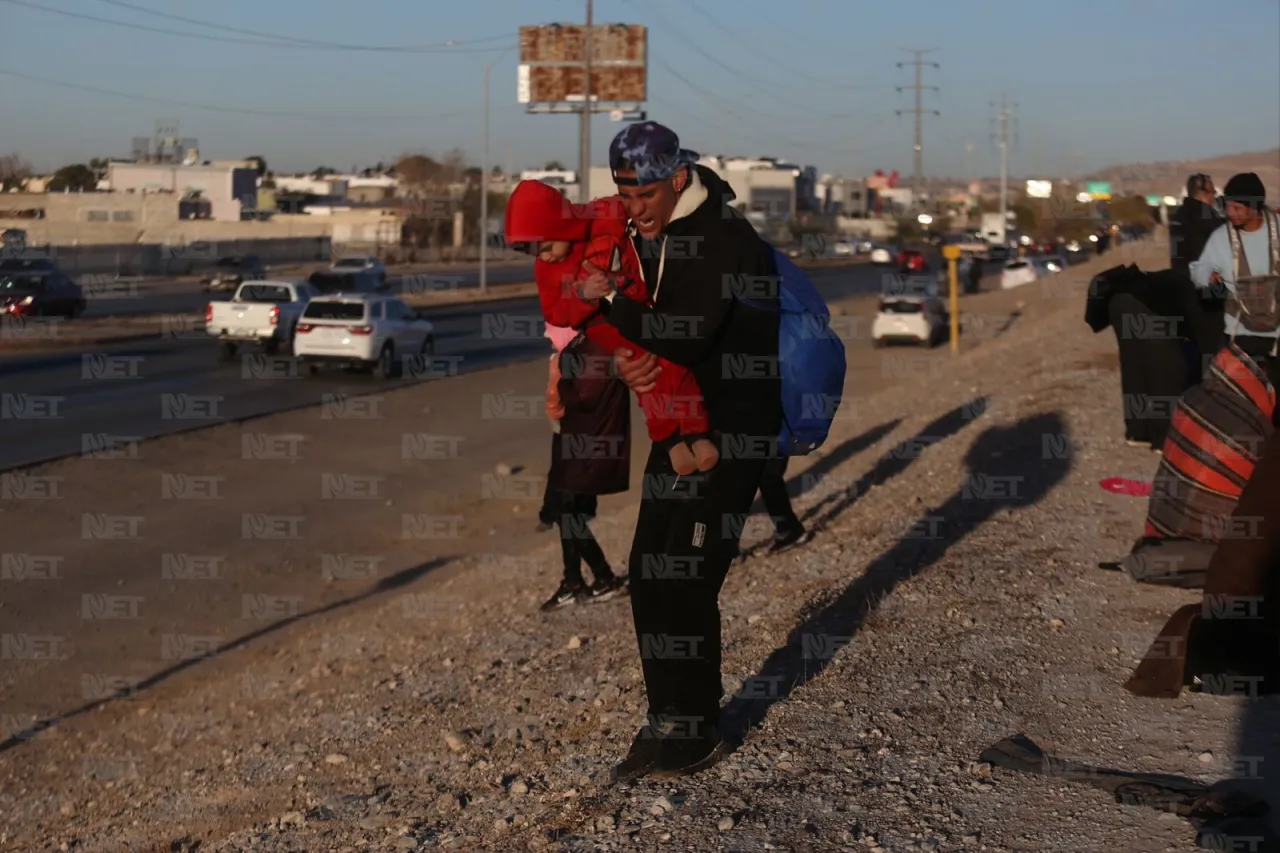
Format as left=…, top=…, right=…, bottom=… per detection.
left=1144, top=344, right=1276, bottom=542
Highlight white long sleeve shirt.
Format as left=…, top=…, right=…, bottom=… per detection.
left=1189, top=218, right=1278, bottom=340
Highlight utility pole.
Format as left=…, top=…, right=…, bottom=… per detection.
left=896, top=48, right=939, bottom=208
left=990, top=94, right=1017, bottom=249
left=578, top=0, right=594, bottom=203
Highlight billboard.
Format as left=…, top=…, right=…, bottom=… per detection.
left=1086, top=181, right=1112, bottom=200
left=518, top=24, right=647, bottom=106
left=1025, top=179, right=1052, bottom=199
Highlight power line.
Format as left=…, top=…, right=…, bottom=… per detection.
left=619, top=0, right=856, bottom=119
left=91, top=0, right=512, bottom=49
left=680, top=0, right=861, bottom=92
left=3, top=0, right=512, bottom=52
left=895, top=48, right=940, bottom=205
left=0, top=68, right=491, bottom=121
left=650, top=64, right=901, bottom=159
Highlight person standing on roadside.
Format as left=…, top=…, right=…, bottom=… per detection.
left=536, top=324, right=631, bottom=611
left=1170, top=173, right=1224, bottom=282
left=1191, top=172, right=1280, bottom=383
left=755, top=457, right=811, bottom=554
left=574, top=121, right=783, bottom=783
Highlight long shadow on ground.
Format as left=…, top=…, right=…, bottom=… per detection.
left=0, top=556, right=455, bottom=755
left=722, top=411, right=1073, bottom=746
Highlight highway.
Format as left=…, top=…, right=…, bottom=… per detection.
left=78, top=261, right=537, bottom=319
left=0, top=262, right=917, bottom=471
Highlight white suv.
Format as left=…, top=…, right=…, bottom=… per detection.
left=293, top=293, right=434, bottom=379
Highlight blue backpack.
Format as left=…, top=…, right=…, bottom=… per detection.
left=737, top=249, right=848, bottom=455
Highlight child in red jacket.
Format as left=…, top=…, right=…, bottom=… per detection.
left=505, top=179, right=718, bottom=475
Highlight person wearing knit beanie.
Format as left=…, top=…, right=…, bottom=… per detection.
left=1223, top=172, right=1267, bottom=215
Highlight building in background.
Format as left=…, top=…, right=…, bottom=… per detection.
left=106, top=161, right=258, bottom=221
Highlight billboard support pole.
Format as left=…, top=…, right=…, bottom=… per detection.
left=579, top=0, right=594, bottom=203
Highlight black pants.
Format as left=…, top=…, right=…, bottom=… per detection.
left=1110, top=292, right=1193, bottom=446
left=541, top=487, right=611, bottom=585
left=627, top=441, right=768, bottom=728
left=759, top=456, right=802, bottom=537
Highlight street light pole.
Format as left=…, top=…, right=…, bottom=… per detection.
left=579, top=0, right=593, bottom=204
left=473, top=46, right=513, bottom=294
left=480, top=60, right=491, bottom=294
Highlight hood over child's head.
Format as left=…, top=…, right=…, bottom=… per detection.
left=505, top=180, right=592, bottom=259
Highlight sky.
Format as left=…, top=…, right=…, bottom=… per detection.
left=1, top=0, right=1278, bottom=180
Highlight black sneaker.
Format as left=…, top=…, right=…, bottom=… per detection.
left=539, top=580, right=586, bottom=612
left=584, top=573, right=628, bottom=603
left=768, top=526, right=814, bottom=555
left=652, top=723, right=727, bottom=779
left=609, top=724, right=664, bottom=784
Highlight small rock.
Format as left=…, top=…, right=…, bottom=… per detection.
left=650, top=796, right=672, bottom=815
left=495, top=463, right=513, bottom=476
left=718, top=816, right=736, bottom=831
left=324, top=753, right=348, bottom=765
left=1198, top=751, right=1214, bottom=764
left=567, top=636, right=582, bottom=650
left=1049, top=618, right=1065, bottom=628
left=390, top=838, right=419, bottom=852
left=444, top=732, right=465, bottom=752
left=509, top=779, right=529, bottom=796
left=279, top=811, right=305, bottom=828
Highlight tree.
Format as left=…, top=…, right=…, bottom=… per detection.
left=311, top=166, right=336, bottom=179
left=394, top=153, right=444, bottom=187
left=47, top=164, right=98, bottom=193
left=544, top=160, right=566, bottom=170
left=1108, top=195, right=1155, bottom=228
left=89, top=157, right=109, bottom=179
left=0, top=153, right=32, bottom=192
left=246, top=156, right=268, bottom=178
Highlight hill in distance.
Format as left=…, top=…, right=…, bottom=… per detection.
left=1082, top=147, right=1280, bottom=199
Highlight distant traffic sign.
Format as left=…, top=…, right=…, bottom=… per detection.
left=1086, top=182, right=1112, bottom=200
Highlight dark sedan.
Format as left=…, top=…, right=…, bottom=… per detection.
left=0, top=263, right=86, bottom=319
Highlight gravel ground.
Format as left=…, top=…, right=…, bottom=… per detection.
left=7, top=238, right=1264, bottom=853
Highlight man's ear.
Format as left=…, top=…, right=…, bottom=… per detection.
left=672, top=168, right=689, bottom=194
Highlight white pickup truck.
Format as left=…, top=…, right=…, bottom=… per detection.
left=205, top=280, right=318, bottom=362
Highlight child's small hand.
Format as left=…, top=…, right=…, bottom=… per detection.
left=576, top=260, right=616, bottom=300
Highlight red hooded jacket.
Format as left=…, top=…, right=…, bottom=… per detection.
left=504, top=179, right=709, bottom=442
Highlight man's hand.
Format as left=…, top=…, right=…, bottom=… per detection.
left=613, top=348, right=660, bottom=394
left=576, top=260, right=616, bottom=301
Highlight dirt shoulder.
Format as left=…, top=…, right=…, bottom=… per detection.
left=4, top=241, right=1227, bottom=853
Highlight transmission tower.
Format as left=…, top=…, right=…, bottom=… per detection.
left=896, top=48, right=940, bottom=206
left=989, top=94, right=1018, bottom=247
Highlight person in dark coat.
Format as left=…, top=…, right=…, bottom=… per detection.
left=966, top=254, right=983, bottom=294
left=579, top=121, right=784, bottom=783
left=1169, top=173, right=1224, bottom=281
left=1085, top=264, right=1223, bottom=449
left=537, top=326, right=632, bottom=611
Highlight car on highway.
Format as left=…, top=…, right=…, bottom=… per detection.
left=0, top=259, right=86, bottom=319
left=202, top=254, right=268, bottom=294
left=869, top=245, right=894, bottom=265
left=293, top=293, right=435, bottom=380
left=308, top=267, right=388, bottom=295
left=1000, top=259, right=1041, bottom=290
left=832, top=239, right=855, bottom=257
left=206, top=279, right=318, bottom=361
left=331, top=255, right=388, bottom=285
left=898, top=248, right=928, bottom=273
left=871, top=279, right=948, bottom=347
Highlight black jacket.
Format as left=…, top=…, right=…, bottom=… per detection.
left=547, top=335, right=632, bottom=497
left=600, top=165, right=783, bottom=440
left=1169, top=196, right=1224, bottom=279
